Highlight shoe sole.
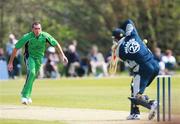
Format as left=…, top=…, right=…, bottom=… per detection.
left=148, top=110, right=156, bottom=120
left=148, top=101, right=158, bottom=120
left=22, top=102, right=28, bottom=105
left=127, top=115, right=140, bottom=120
left=127, top=118, right=140, bottom=120
left=128, top=118, right=140, bottom=120
left=148, top=104, right=157, bottom=120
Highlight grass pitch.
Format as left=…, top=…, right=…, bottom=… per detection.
left=0, top=119, right=66, bottom=124
left=0, top=76, right=180, bottom=114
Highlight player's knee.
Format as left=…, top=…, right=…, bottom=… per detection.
left=29, top=70, right=36, bottom=77
left=149, top=60, right=160, bottom=75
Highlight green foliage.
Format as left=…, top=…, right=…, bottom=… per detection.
left=0, top=0, right=179, bottom=55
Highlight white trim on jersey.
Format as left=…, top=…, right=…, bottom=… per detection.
left=115, top=37, right=125, bottom=60
left=126, top=24, right=134, bottom=36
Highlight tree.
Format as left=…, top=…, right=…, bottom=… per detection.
left=0, top=0, right=179, bottom=56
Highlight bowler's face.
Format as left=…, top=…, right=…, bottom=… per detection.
left=32, top=24, right=42, bottom=37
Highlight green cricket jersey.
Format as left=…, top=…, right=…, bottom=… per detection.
left=15, top=31, right=58, bottom=58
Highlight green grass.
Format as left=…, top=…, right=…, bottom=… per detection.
left=0, top=76, right=180, bottom=114
left=0, top=119, right=66, bottom=124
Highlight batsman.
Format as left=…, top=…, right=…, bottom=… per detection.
left=110, top=19, right=160, bottom=120
left=8, top=22, right=68, bottom=105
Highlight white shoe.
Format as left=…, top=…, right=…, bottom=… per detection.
left=127, top=114, right=140, bottom=120
left=21, top=97, right=28, bottom=105
left=28, top=98, right=32, bottom=104
left=127, top=114, right=135, bottom=120
left=148, top=101, right=157, bottom=120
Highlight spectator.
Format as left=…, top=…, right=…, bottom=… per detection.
left=0, top=48, right=6, bottom=61
left=65, top=44, right=81, bottom=77
left=162, top=49, right=176, bottom=74
left=6, top=33, right=22, bottom=78
left=89, top=45, right=108, bottom=77
left=71, top=39, right=77, bottom=48
left=44, top=47, right=60, bottom=78
left=154, top=47, right=166, bottom=75
left=0, top=48, right=9, bottom=80
left=79, top=56, right=90, bottom=76
left=105, top=49, right=112, bottom=64
left=6, top=34, right=18, bottom=56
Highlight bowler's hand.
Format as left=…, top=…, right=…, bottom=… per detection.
left=61, top=55, right=68, bottom=65
left=8, top=63, right=13, bottom=72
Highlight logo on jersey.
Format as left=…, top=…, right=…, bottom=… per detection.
left=125, top=39, right=140, bottom=54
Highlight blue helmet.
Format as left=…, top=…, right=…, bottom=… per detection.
left=112, top=28, right=125, bottom=40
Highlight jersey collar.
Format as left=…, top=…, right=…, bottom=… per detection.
left=32, top=32, right=42, bottom=38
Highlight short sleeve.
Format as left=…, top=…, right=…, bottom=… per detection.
left=44, top=32, right=58, bottom=46
left=15, top=33, right=30, bottom=49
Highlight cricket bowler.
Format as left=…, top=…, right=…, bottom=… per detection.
left=8, top=22, right=68, bottom=105
left=111, top=19, right=160, bottom=120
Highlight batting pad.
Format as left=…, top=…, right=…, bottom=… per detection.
left=128, top=97, right=151, bottom=109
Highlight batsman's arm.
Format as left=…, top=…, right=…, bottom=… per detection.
left=8, top=48, right=18, bottom=71
left=55, top=43, right=68, bottom=65
left=121, top=19, right=139, bottom=37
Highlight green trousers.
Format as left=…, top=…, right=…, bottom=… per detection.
left=21, top=56, right=42, bottom=98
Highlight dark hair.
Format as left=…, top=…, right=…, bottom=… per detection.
left=32, top=22, right=41, bottom=28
